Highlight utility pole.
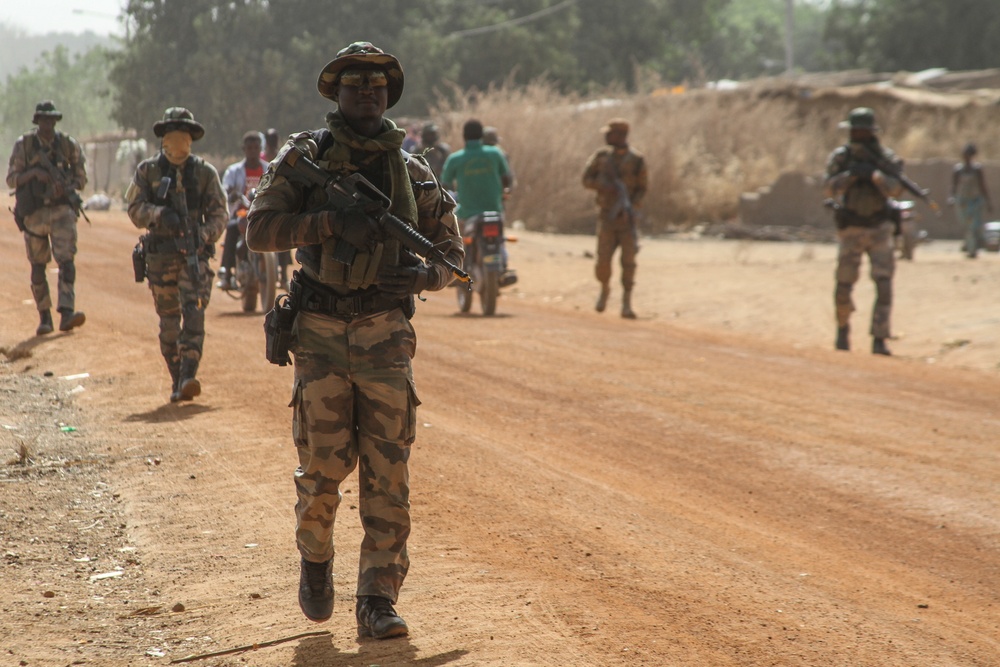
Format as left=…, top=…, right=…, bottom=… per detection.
left=784, top=0, right=795, bottom=74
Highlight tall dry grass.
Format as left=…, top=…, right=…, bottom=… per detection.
left=430, top=80, right=1000, bottom=234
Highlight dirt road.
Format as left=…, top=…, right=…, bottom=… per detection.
left=2, top=201, right=998, bottom=666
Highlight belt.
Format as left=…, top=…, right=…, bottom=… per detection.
left=294, top=273, right=402, bottom=320
left=144, top=234, right=215, bottom=258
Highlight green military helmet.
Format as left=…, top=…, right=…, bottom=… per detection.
left=838, top=107, right=878, bottom=131
left=317, top=41, right=404, bottom=109
left=152, top=107, right=206, bottom=141
left=32, top=100, right=63, bottom=123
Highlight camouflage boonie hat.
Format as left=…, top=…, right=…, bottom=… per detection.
left=317, top=41, right=404, bottom=109
left=152, top=107, right=206, bottom=141
left=838, top=107, right=878, bottom=131
left=601, top=118, right=629, bottom=134
left=32, top=100, right=63, bottom=123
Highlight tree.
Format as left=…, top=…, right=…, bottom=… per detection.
left=0, top=45, right=117, bottom=154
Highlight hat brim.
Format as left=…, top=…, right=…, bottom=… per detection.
left=33, top=112, right=63, bottom=122
left=153, top=120, right=205, bottom=141
left=317, top=53, right=404, bottom=109
left=838, top=120, right=878, bottom=130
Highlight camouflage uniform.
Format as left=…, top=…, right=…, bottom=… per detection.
left=125, top=109, right=227, bottom=397
left=825, top=108, right=903, bottom=349
left=246, top=71, right=462, bottom=607
left=582, top=120, right=647, bottom=317
left=6, top=105, right=88, bottom=323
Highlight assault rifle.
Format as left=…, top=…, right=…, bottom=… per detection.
left=275, top=147, right=471, bottom=287
left=855, top=143, right=941, bottom=216
left=35, top=148, right=90, bottom=224
left=159, top=175, right=204, bottom=307
left=600, top=155, right=639, bottom=250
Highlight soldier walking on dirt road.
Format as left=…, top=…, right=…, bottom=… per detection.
left=125, top=108, right=227, bottom=402
left=245, top=42, right=463, bottom=639
left=824, top=107, right=904, bottom=356
left=582, top=118, right=647, bottom=319
left=6, top=100, right=89, bottom=336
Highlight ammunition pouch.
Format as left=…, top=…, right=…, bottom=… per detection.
left=263, top=278, right=301, bottom=366
left=132, top=237, right=147, bottom=283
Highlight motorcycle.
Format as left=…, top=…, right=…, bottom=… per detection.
left=456, top=211, right=517, bottom=316
left=892, top=199, right=924, bottom=260
left=223, top=191, right=279, bottom=313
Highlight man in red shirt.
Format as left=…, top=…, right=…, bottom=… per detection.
left=218, top=131, right=266, bottom=289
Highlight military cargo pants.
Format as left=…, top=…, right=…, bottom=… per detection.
left=595, top=215, right=638, bottom=289
left=290, top=307, right=418, bottom=604
left=22, top=204, right=78, bottom=313
left=835, top=221, right=895, bottom=339
left=145, top=252, right=214, bottom=368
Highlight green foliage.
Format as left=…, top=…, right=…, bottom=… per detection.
left=0, top=45, right=118, bottom=154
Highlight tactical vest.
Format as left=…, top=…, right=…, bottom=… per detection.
left=297, top=129, right=415, bottom=291
left=841, top=142, right=891, bottom=221
left=15, top=132, right=73, bottom=216
left=147, top=153, right=206, bottom=233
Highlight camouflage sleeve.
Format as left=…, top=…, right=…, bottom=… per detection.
left=582, top=150, right=603, bottom=191
left=199, top=162, right=228, bottom=245
left=6, top=136, right=27, bottom=189
left=125, top=159, right=164, bottom=230
left=823, top=147, right=851, bottom=198
left=65, top=135, right=87, bottom=191
left=410, top=156, right=463, bottom=291
left=245, top=135, right=336, bottom=252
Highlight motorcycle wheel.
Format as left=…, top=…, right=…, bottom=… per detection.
left=480, top=271, right=499, bottom=316
left=240, top=258, right=259, bottom=312
left=457, top=283, right=474, bottom=313
left=258, top=252, right=278, bottom=313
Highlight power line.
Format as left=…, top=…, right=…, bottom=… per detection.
left=448, top=0, right=576, bottom=39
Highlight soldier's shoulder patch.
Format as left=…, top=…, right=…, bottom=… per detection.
left=257, top=167, right=275, bottom=194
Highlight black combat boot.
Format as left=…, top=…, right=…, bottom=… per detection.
left=177, top=358, right=201, bottom=401
left=36, top=310, right=54, bottom=336
left=298, top=558, right=334, bottom=622
left=356, top=595, right=408, bottom=639
left=57, top=308, right=86, bottom=332
left=835, top=325, right=850, bottom=351
left=595, top=284, right=610, bottom=313
left=621, top=289, right=637, bottom=319
left=872, top=337, right=892, bottom=356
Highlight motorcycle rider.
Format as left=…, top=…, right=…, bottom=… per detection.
left=218, top=131, right=268, bottom=290
left=440, top=118, right=516, bottom=287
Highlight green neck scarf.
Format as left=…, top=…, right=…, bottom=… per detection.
left=323, top=110, right=417, bottom=224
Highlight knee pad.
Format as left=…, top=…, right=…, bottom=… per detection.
left=30, top=263, right=47, bottom=284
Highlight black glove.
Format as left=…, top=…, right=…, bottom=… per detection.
left=159, top=207, right=184, bottom=233
left=378, top=264, right=431, bottom=297
left=850, top=162, right=876, bottom=180
left=328, top=204, right=381, bottom=250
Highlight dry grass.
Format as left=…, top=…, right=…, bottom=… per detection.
left=431, top=80, right=1000, bottom=234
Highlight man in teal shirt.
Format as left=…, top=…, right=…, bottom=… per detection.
left=440, top=119, right=515, bottom=283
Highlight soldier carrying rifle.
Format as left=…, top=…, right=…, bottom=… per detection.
left=125, top=107, right=227, bottom=402
left=6, top=100, right=89, bottom=336
left=246, top=41, right=464, bottom=639
left=582, top=118, right=647, bottom=319
left=825, top=107, right=911, bottom=356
